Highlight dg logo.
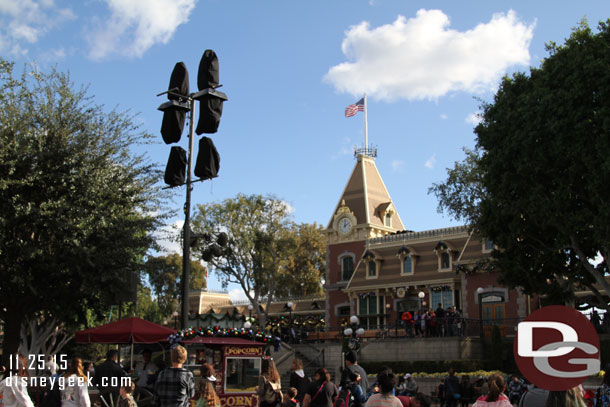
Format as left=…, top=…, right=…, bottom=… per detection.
left=514, top=305, right=600, bottom=391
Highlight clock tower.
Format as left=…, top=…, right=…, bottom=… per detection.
left=324, top=149, right=404, bottom=327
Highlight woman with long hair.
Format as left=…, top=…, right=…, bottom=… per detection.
left=472, top=374, right=511, bottom=407
left=289, top=359, right=310, bottom=405
left=303, top=368, right=337, bottom=407
left=197, top=380, right=221, bottom=407
left=257, top=359, right=282, bottom=407
left=546, top=388, right=586, bottom=407
left=0, top=354, right=34, bottom=407
left=61, top=357, right=90, bottom=407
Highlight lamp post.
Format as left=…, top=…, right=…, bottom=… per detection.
left=172, top=311, right=179, bottom=329
left=418, top=291, right=425, bottom=311
left=477, top=287, right=484, bottom=360
left=287, top=302, right=294, bottom=343
left=343, top=315, right=365, bottom=351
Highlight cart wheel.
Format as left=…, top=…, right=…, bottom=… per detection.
left=134, top=387, right=155, bottom=407
left=99, top=393, right=121, bottom=407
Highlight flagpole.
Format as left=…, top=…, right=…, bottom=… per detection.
left=363, top=93, right=368, bottom=152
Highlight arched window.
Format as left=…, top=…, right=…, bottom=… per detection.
left=342, top=256, right=354, bottom=281
left=368, top=260, right=377, bottom=277
left=403, top=256, right=413, bottom=274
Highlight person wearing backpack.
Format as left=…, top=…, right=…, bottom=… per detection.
left=338, top=370, right=366, bottom=407
left=282, top=388, right=299, bottom=407
left=257, top=359, right=283, bottom=407
left=303, top=368, right=337, bottom=407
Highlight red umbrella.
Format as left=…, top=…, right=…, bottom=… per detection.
left=75, top=317, right=176, bottom=344
left=75, top=317, right=176, bottom=370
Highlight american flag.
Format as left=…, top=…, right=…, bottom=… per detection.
left=345, top=98, right=365, bottom=117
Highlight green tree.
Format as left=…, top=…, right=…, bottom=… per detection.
left=429, top=20, right=610, bottom=308
left=274, top=222, right=326, bottom=299
left=144, top=254, right=208, bottom=319
left=191, top=194, right=325, bottom=328
left=0, top=59, right=168, bottom=366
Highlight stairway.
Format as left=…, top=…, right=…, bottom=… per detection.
left=280, top=347, right=337, bottom=393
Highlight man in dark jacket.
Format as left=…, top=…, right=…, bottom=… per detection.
left=93, top=350, right=127, bottom=404
left=444, top=368, right=459, bottom=407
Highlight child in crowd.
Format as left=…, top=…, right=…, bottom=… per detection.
left=282, top=387, right=299, bottom=407
left=119, top=382, right=137, bottom=407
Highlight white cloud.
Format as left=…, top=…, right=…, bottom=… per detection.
left=331, top=137, right=354, bottom=160
left=87, top=0, right=195, bottom=60
left=425, top=154, right=437, bottom=169
left=325, top=9, right=534, bottom=101
left=391, top=160, right=404, bottom=172
left=440, top=113, right=448, bottom=120
left=465, top=112, right=482, bottom=126
left=0, top=0, right=75, bottom=56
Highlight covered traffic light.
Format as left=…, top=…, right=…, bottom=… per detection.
left=159, top=62, right=190, bottom=144
left=194, top=50, right=227, bottom=135
left=194, top=137, right=220, bottom=180
left=164, top=146, right=187, bottom=187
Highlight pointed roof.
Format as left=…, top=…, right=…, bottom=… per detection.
left=327, top=154, right=405, bottom=230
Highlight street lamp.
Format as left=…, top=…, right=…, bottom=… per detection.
left=244, top=321, right=252, bottom=330
left=477, top=287, right=484, bottom=344
left=172, top=311, right=179, bottom=329
left=287, top=302, right=294, bottom=343
left=418, top=291, right=425, bottom=311
left=343, top=315, right=365, bottom=351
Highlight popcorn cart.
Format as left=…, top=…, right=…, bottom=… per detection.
left=183, top=336, right=267, bottom=407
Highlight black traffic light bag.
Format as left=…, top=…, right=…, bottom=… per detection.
left=164, top=146, right=187, bottom=187
left=195, top=137, right=220, bottom=180
left=161, top=62, right=189, bottom=144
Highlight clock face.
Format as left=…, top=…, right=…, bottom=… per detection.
left=338, top=217, right=352, bottom=235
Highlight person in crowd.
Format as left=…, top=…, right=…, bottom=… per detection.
left=413, top=312, right=422, bottom=337
left=446, top=307, right=455, bottom=337
left=396, top=393, right=431, bottom=407
left=396, top=376, right=407, bottom=395
left=154, top=345, right=195, bottom=407
left=365, top=370, right=401, bottom=407
left=472, top=374, right=511, bottom=407
left=118, top=382, right=138, bottom=407
left=197, top=380, right=220, bottom=407
left=428, top=311, right=437, bottom=337
left=435, top=304, right=445, bottom=337
left=257, top=358, right=282, bottom=407
left=0, top=354, right=34, bottom=407
left=339, top=370, right=366, bottom=407
left=403, top=375, right=417, bottom=396
left=594, top=369, right=610, bottom=407
left=302, top=368, right=337, bottom=407
left=420, top=312, right=427, bottom=337
left=343, top=351, right=369, bottom=397
left=546, top=387, right=587, bottom=407
left=134, top=349, right=158, bottom=390
left=282, top=388, right=299, bottom=407
left=458, top=375, right=474, bottom=407
left=436, top=378, right=446, bottom=407
left=474, top=376, right=488, bottom=399
left=401, top=311, right=414, bottom=338
left=507, top=375, right=524, bottom=405
left=46, top=355, right=58, bottom=377
left=444, top=368, right=460, bottom=407
left=60, top=357, right=90, bottom=407
left=290, top=359, right=310, bottom=405
left=518, top=384, right=549, bottom=407
left=93, top=350, right=127, bottom=404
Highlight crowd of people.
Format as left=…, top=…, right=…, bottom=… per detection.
left=400, top=304, right=466, bottom=338
left=2, top=347, right=610, bottom=407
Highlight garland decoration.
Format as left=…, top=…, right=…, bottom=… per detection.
left=167, top=326, right=278, bottom=348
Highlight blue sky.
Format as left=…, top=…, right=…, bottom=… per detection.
left=2, top=1, right=608, bottom=297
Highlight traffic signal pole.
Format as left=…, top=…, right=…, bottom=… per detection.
left=181, top=97, right=196, bottom=330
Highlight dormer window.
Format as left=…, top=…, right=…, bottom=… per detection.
left=363, top=250, right=380, bottom=279
left=397, top=246, right=416, bottom=275
left=483, top=237, right=495, bottom=252
left=376, top=202, right=395, bottom=229
left=434, top=241, right=453, bottom=272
